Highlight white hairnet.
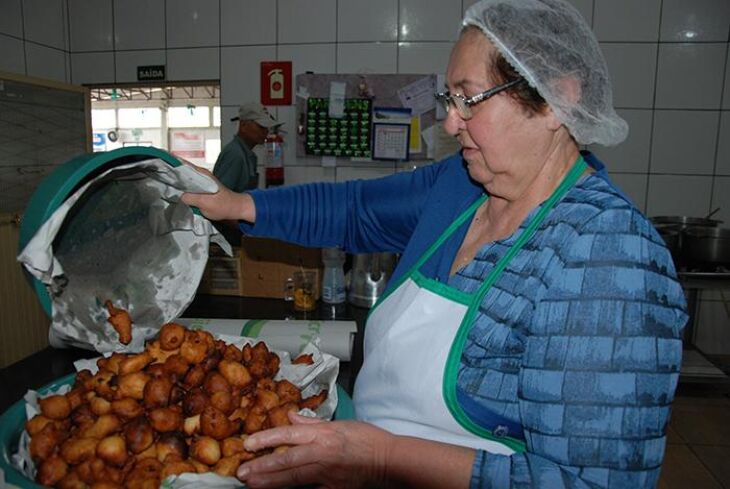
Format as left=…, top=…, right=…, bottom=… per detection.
left=463, top=0, right=628, bottom=146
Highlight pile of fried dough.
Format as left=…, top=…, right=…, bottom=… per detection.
left=26, top=323, right=327, bottom=488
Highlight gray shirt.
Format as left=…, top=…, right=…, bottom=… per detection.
left=212, top=135, right=259, bottom=192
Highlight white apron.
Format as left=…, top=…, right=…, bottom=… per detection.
left=352, top=156, right=588, bottom=454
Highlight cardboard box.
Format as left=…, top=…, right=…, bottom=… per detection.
left=240, top=237, right=322, bottom=299
left=197, top=238, right=323, bottom=299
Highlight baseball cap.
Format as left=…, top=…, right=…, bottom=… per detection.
left=230, top=102, right=283, bottom=128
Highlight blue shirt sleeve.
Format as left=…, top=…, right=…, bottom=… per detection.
left=473, top=207, right=687, bottom=489
left=240, top=161, right=447, bottom=253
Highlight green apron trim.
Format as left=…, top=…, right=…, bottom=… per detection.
left=411, top=270, right=472, bottom=305
left=366, top=195, right=488, bottom=320
left=241, top=319, right=267, bottom=337
left=442, top=155, right=588, bottom=452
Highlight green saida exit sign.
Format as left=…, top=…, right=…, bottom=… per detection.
left=137, top=65, right=166, bottom=81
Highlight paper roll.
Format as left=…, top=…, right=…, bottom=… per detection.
left=178, top=318, right=357, bottom=361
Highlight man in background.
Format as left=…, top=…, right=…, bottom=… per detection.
left=213, top=102, right=282, bottom=192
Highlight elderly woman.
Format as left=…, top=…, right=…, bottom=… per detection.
left=183, top=0, right=687, bottom=487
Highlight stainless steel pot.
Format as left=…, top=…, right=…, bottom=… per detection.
left=682, top=227, right=730, bottom=266
left=651, top=215, right=722, bottom=230
left=348, top=253, right=398, bottom=308
left=656, top=225, right=681, bottom=263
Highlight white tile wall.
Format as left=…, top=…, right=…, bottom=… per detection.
left=650, top=110, right=719, bottom=175
left=397, top=42, right=452, bottom=74
left=660, top=0, right=730, bottom=42
left=115, top=50, right=166, bottom=84
left=221, top=0, right=276, bottom=46
left=724, top=47, right=730, bottom=111
left=338, top=0, right=397, bottom=42
left=646, top=175, right=714, bottom=217
left=25, top=43, right=66, bottom=81
left=167, top=47, right=219, bottom=81
left=278, top=0, right=336, bottom=44
left=655, top=43, right=727, bottom=110
left=337, top=43, right=397, bottom=74
left=399, top=0, right=461, bottom=42
left=594, top=0, right=661, bottom=42
left=605, top=173, right=648, bottom=212
left=710, top=177, right=730, bottom=226
left=601, top=43, right=657, bottom=109
left=590, top=109, right=653, bottom=173
left=68, top=0, right=112, bottom=52
left=166, top=0, right=219, bottom=49
left=717, top=113, right=730, bottom=176
left=114, top=0, right=165, bottom=51
left=70, top=51, right=114, bottom=84
left=278, top=43, right=336, bottom=75
left=220, top=45, right=276, bottom=106
left=23, top=0, right=66, bottom=50
left=563, top=0, right=593, bottom=25
left=0, top=34, right=26, bottom=74
left=0, top=0, right=23, bottom=37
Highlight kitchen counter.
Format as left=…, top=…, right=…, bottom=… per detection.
left=0, top=295, right=368, bottom=414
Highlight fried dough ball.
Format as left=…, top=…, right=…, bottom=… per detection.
left=145, top=340, right=178, bottom=365
left=30, top=423, right=65, bottom=462
left=90, top=482, right=124, bottom=489
left=222, top=344, right=243, bottom=362
left=89, top=396, right=112, bottom=416
left=203, top=372, right=230, bottom=395
left=143, top=376, right=173, bottom=408
left=209, top=390, right=233, bottom=415
left=183, top=414, right=201, bottom=436
left=156, top=432, right=188, bottom=463
left=159, top=323, right=186, bottom=350
left=124, top=417, right=155, bottom=454
left=221, top=436, right=255, bottom=458
left=115, top=371, right=149, bottom=400
left=300, top=389, right=328, bottom=411
left=163, top=354, right=190, bottom=381
left=70, top=404, right=96, bottom=432
left=85, top=370, right=116, bottom=401
left=96, top=353, right=125, bottom=375
left=183, top=364, right=206, bottom=390
left=200, top=349, right=223, bottom=373
left=144, top=363, right=167, bottom=379
left=60, top=437, right=99, bottom=465
left=119, top=351, right=152, bottom=375
left=74, top=369, right=93, bottom=388
left=254, top=388, right=280, bottom=412
left=243, top=407, right=268, bottom=435
left=180, top=331, right=211, bottom=364
left=40, top=394, right=72, bottom=420
left=26, top=414, right=54, bottom=436
left=126, top=479, right=160, bottom=489
left=276, top=379, right=303, bottom=405
left=170, top=384, right=186, bottom=405
left=57, top=470, right=87, bottom=489
left=124, top=458, right=162, bottom=486
left=66, top=388, right=86, bottom=411
left=96, top=435, right=128, bottom=466
left=110, top=398, right=144, bottom=420
left=188, top=458, right=210, bottom=474
left=268, top=403, right=298, bottom=428
left=190, top=436, right=221, bottom=465
left=105, top=300, right=132, bottom=345
left=80, top=414, right=122, bottom=439
left=160, top=459, right=197, bottom=479
left=200, top=406, right=233, bottom=440
left=182, top=388, right=209, bottom=417
left=292, top=353, right=314, bottom=365
left=213, top=454, right=244, bottom=477
left=148, top=406, right=183, bottom=433
left=218, top=360, right=252, bottom=389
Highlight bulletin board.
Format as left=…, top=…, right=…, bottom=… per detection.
left=0, top=71, right=90, bottom=214
left=295, top=73, right=438, bottom=161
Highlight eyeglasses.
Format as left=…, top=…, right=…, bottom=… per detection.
left=434, top=77, right=526, bottom=120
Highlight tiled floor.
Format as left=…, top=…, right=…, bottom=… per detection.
left=659, top=356, right=730, bottom=489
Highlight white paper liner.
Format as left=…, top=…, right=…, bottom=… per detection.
left=17, top=158, right=230, bottom=354
left=11, top=335, right=338, bottom=488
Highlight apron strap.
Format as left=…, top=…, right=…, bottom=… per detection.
left=443, top=155, right=589, bottom=452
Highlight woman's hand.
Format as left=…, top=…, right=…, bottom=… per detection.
left=237, top=413, right=393, bottom=489
left=179, top=165, right=256, bottom=223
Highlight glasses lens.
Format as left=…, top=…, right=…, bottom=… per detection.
left=451, top=96, right=471, bottom=120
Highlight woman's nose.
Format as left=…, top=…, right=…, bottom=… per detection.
left=442, top=107, right=464, bottom=136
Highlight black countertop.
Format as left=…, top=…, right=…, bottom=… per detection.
left=0, top=295, right=368, bottom=414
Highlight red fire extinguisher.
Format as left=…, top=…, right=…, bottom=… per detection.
left=264, top=131, right=284, bottom=187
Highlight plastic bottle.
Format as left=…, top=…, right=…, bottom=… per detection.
left=321, top=247, right=346, bottom=305
left=264, top=132, right=284, bottom=187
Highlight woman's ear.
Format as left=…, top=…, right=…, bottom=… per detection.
left=544, top=76, right=582, bottom=132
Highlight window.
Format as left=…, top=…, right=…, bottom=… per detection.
left=205, top=139, right=221, bottom=167
left=168, top=106, right=210, bottom=128
left=92, top=109, right=116, bottom=128
left=118, top=107, right=162, bottom=128
left=213, top=106, right=221, bottom=127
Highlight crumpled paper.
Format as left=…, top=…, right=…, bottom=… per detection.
left=12, top=335, right=339, bottom=488
left=17, top=158, right=230, bottom=353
